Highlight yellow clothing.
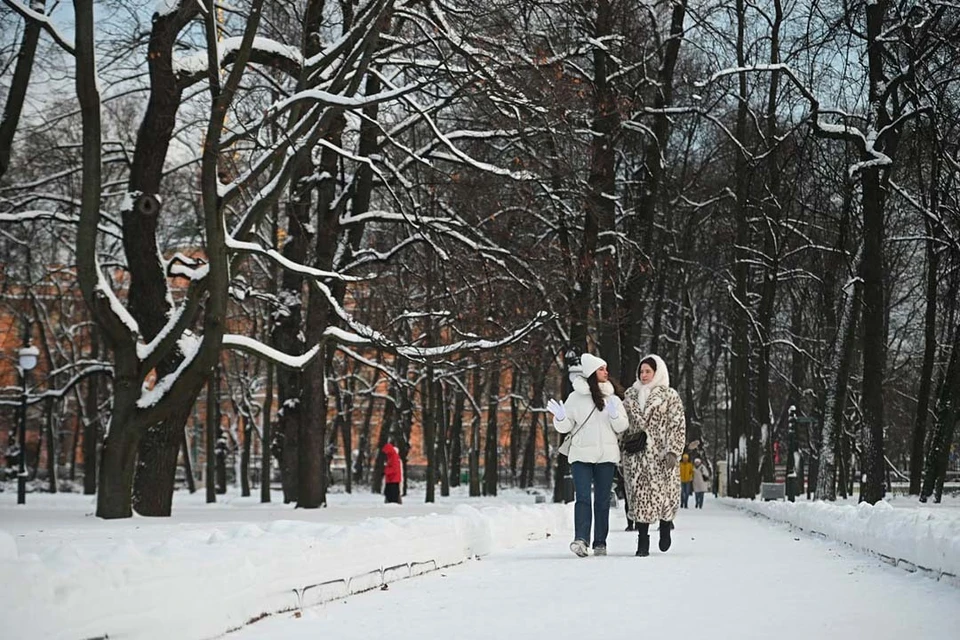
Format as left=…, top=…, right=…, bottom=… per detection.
left=680, top=460, right=694, bottom=483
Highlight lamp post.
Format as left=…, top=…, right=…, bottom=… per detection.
left=786, top=405, right=797, bottom=502
left=17, top=340, right=39, bottom=505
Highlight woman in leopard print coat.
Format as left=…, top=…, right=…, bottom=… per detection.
left=621, top=354, right=686, bottom=556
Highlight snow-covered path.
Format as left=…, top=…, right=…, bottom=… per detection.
left=232, top=502, right=960, bottom=640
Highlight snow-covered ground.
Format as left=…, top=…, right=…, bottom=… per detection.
left=231, top=496, right=960, bottom=640
left=2, top=488, right=958, bottom=640
left=0, top=487, right=566, bottom=640
left=725, top=495, right=960, bottom=582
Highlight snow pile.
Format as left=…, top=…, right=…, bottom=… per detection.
left=725, top=497, right=960, bottom=581
left=0, top=499, right=569, bottom=640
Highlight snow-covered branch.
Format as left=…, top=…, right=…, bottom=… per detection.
left=1, top=0, right=76, bottom=55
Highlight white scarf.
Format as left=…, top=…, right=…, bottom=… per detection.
left=572, top=377, right=616, bottom=397
left=630, top=354, right=670, bottom=412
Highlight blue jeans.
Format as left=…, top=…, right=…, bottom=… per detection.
left=695, top=491, right=705, bottom=508
left=571, top=461, right=616, bottom=548
left=681, top=481, right=693, bottom=508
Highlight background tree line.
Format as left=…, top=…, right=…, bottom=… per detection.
left=1, top=0, right=958, bottom=518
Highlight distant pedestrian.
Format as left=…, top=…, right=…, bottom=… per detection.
left=382, top=443, right=403, bottom=504
left=692, top=458, right=710, bottom=509
left=680, top=453, right=694, bottom=508
left=547, top=353, right=629, bottom=558
left=622, top=355, right=686, bottom=557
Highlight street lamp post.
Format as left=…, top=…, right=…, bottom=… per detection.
left=786, top=405, right=797, bottom=502
left=17, top=340, right=39, bottom=505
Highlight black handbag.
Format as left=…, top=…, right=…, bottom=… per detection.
left=621, top=430, right=647, bottom=454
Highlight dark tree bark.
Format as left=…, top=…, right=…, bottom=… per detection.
left=261, top=362, right=274, bottom=502
left=438, top=380, right=450, bottom=497
left=423, top=370, right=437, bottom=503
left=205, top=368, right=219, bottom=504
left=921, top=320, right=960, bottom=503
left=470, top=361, right=484, bottom=497
left=590, top=0, right=622, bottom=380
left=81, top=328, right=105, bottom=494
left=729, top=0, right=753, bottom=499
left=449, top=381, right=465, bottom=487
left=126, top=1, right=204, bottom=517
left=755, top=0, right=783, bottom=486
left=273, top=0, right=327, bottom=507
left=816, top=281, right=861, bottom=500
left=859, top=164, right=887, bottom=505
left=520, top=361, right=546, bottom=489
left=0, top=0, right=45, bottom=179
left=483, top=359, right=502, bottom=496
left=620, top=0, right=687, bottom=379
left=240, top=413, right=251, bottom=497
left=180, top=428, right=196, bottom=493
left=509, top=367, right=522, bottom=486
left=910, top=198, right=940, bottom=494
left=299, top=110, right=345, bottom=508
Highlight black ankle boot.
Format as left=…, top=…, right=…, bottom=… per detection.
left=659, top=520, right=672, bottom=552
left=636, top=523, right=650, bottom=557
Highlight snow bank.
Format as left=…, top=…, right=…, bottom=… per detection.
left=723, top=498, right=960, bottom=583
left=0, top=500, right=569, bottom=640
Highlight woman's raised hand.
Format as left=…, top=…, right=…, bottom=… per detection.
left=604, top=396, right=619, bottom=419
left=546, top=399, right=566, bottom=421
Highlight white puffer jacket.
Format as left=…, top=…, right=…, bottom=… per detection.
left=554, top=378, right=629, bottom=464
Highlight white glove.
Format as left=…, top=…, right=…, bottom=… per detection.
left=546, top=399, right=566, bottom=421
left=604, top=397, right=619, bottom=419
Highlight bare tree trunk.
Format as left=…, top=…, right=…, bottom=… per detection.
left=910, top=205, right=939, bottom=494
left=730, top=0, right=752, bottom=499
left=357, top=373, right=378, bottom=485
left=45, top=399, right=58, bottom=493
left=509, top=368, right=521, bottom=486
left=69, top=411, right=81, bottom=482
left=816, top=280, right=861, bottom=500
left=181, top=428, right=196, bottom=493
left=125, top=2, right=204, bottom=517
left=470, top=361, right=484, bottom=497
left=921, top=320, right=960, bottom=503
left=520, top=363, right=546, bottom=489
left=620, top=0, right=687, bottom=379
left=82, top=337, right=100, bottom=494
left=589, top=1, right=622, bottom=379
left=425, top=371, right=439, bottom=503
left=261, top=362, right=274, bottom=502
left=342, top=381, right=354, bottom=494
left=859, top=164, right=887, bottom=505
left=449, top=381, right=465, bottom=487
left=206, top=367, right=218, bottom=504
left=755, top=0, right=784, bottom=488
left=0, top=0, right=45, bottom=179
left=300, top=111, right=345, bottom=508
left=483, top=360, right=502, bottom=496
left=438, top=381, right=450, bottom=497
left=240, top=413, right=251, bottom=497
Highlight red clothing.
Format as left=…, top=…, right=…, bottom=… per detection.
left=382, top=444, right=403, bottom=484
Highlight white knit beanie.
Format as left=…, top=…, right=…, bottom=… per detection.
left=580, top=353, right=607, bottom=378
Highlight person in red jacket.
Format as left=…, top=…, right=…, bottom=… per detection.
left=382, top=442, right=403, bottom=504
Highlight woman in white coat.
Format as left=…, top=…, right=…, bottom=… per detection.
left=547, top=353, right=629, bottom=557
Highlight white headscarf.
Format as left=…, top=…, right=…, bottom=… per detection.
left=630, top=354, right=670, bottom=412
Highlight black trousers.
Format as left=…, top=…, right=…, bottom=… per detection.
left=385, top=482, right=402, bottom=504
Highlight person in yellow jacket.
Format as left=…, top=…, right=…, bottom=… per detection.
left=679, top=453, right=694, bottom=508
